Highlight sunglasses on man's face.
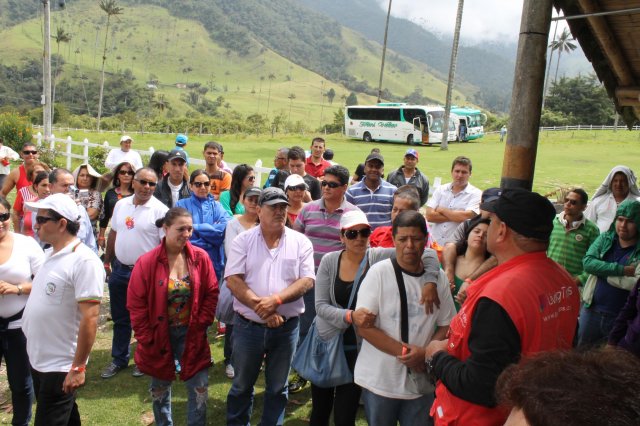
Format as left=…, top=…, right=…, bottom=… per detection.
left=22, top=150, right=38, bottom=155
left=564, top=198, right=579, bottom=206
left=321, top=180, right=342, bottom=188
left=0, top=212, right=10, bottom=222
left=134, top=179, right=157, bottom=187
left=287, top=184, right=306, bottom=192
left=343, top=228, right=372, bottom=240
left=118, top=170, right=135, bottom=176
left=193, top=181, right=211, bottom=188
left=35, top=215, right=59, bottom=225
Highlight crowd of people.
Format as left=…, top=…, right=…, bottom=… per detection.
left=0, top=133, right=639, bottom=426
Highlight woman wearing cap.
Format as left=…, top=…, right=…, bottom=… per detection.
left=449, top=216, right=490, bottom=309
left=284, top=174, right=307, bottom=224
left=98, top=161, right=135, bottom=249
left=72, top=164, right=103, bottom=234
left=219, top=164, right=255, bottom=216
left=127, top=207, right=218, bottom=426
left=218, top=186, right=261, bottom=379
left=311, top=210, right=439, bottom=426
left=0, top=197, right=44, bottom=425
left=12, top=163, right=50, bottom=236
left=175, top=170, right=231, bottom=282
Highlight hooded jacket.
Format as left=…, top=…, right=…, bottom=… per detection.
left=127, top=240, right=219, bottom=381
left=585, top=166, right=640, bottom=232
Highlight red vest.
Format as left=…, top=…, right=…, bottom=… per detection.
left=432, top=251, right=580, bottom=426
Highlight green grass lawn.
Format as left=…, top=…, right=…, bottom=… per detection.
left=48, top=128, right=640, bottom=197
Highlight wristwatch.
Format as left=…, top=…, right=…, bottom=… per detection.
left=17, top=284, right=23, bottom=296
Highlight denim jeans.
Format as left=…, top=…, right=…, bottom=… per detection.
left=108, top=259, right=133, bottom=367
left=31, top=369, right=80, bottom=426
left=227, top=314, right=299, bottom=426
left=150, top=326, right=209, bottom=426
left=224, top=324, right=234, bottom=366
left=362, top=388, right=433, bottom=426
left=577, top=305, right=618, bottom=349
left=0, top=329, right=33, bottom=426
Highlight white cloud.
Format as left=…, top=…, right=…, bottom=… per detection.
left=381, top=0, right=569, bottom=44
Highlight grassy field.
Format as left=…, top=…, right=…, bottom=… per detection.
left=48, top=128, right=640, bottom=197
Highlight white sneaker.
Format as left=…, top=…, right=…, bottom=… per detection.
left=225, top=364, right=235, bottom=379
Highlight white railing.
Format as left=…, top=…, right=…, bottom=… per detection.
left=33, top=132, right=272, bottom=186
left=538, top=124, right=640, bottom=131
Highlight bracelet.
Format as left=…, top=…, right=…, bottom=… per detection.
left=17, top=284, right=23, bottom=296
left=345, top=310, right=352, bottom=324
left=274, top=294, right=283, bottom=305
left=70, top=365, right=86, bottom=373
left=98, top=237, right=105, bottom=241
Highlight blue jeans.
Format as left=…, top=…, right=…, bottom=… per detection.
left=577, top=305, right=617, bottom=349
left=224, top=324, right=234, bottom=366
left=227, top=314, right=299, bottom=426
left=150, top=326, right=209, bottom=426
left=0, top=329, right=33, bottom=426
left=362, top=388, right=433, bottom=426
left=108, top=259, right=133, bottom=367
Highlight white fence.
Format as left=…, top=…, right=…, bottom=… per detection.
left=33, top=132, right=273, bottom=186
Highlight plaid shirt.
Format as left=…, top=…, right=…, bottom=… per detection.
left=547, top=213, right=600, bottom=284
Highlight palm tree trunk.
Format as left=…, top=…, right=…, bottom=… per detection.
left=554, top=50, right=562, bottom=85
left=541, top=19, right=559, bottom=109
left=440, top=0, right=464, bottom=151
left=97, top=16, right=111, bottom=131
left=377, top=0, right=392, bottom=103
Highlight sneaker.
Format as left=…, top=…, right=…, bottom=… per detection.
left=225, top=364, right=235, bottom=379
left=289, top=373, right=307, bottom=394
left=132, top=365, right=144, bottom=377
left=101, top=362, right=126, bottom=379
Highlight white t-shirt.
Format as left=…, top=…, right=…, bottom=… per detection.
left=104, top=148, right=144, bottom=171
left=0, top=145, right=19, bottom=175
left=0, top=234, right=43, bottom=328
left=427, top=182, right=482, bottom=245
left=111, top=196, right=168, bottom=265
left=354, top=261, right=456, bottom=399
left=167, top=180, right=183, bottom=207
left=22, top=239, right=104, bottom=372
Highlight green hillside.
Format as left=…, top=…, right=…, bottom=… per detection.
left=0, top=0, right=475, bottom=125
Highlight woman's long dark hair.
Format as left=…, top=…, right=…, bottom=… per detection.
left=458, top=216, right=491, bottom=258
left=230, top=164, right=253, bottom=214
left=147, top=150, right=170, bottom=179
left=111, top=161, right=135, bottom=192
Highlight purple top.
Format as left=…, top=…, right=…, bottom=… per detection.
left=609, top=280, right=640, bottom=357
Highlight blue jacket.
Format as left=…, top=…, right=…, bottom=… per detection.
left=176, top=193, right=231, bottom=280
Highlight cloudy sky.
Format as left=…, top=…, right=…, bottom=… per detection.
left=381, top=0, right=569, bottom=44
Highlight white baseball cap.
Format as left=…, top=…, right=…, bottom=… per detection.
left=340, top=210, right=370, bottom=230
left=120, top=135, right=133, bottom=143
left=284, top=174, right=307, bottom=191
left=24, top=193, right=81, bottom=223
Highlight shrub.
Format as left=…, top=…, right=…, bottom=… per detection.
left=0, top=112, right=33, bottom=151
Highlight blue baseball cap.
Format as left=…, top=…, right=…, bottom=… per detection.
left=175, top=134, right=188, bottom=146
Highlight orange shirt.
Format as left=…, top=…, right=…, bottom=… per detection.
left=209, top=170, right=231, bottom=199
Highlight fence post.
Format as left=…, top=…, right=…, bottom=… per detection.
left=35, top=132, right=42, bottom=146
left=83, top=139, right=89, bottom=164
left=254, top=159, right=263, bottom=187
left=50, top=134, right=56, bottom=151
left=66, top=136, right=72, bottom=169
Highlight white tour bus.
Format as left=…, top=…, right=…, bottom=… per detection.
left=344, top=103, right=457, bottom=145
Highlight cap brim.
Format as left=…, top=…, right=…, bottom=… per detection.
left=480, top=200, right=498, bottom=213
left=167, top=156, right=186, bottom=162
left=24, top=199, right=47, bottom=212
left=261, top=199, right=290, bottom=206
left=482, top=195, right=500, bottom=203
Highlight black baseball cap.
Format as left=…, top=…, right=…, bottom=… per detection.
left=259, top=187, right=290, bottom=206
left=365, top=152, right=384, bottom=165
left=482, top=187, right=502, bottom=203
left=480, top=188, right=555, bottom=241
left=167, top=149, right=187, bottom=163
left=244, top=187, right=261, bottom=199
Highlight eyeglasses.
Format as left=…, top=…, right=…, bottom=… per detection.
left=275, top=157, right=287, bottom=161
left=134, top=179, right=157, bottom=187
left=118, top=170, right=135, bottom=176
left=193, top=181, right=211, bottom=188
left=35, top=215, right=59, bottom=225
left=287, top=184, right=306, bottom=192
left=343, top=228, right=371, bottom=240
left=247, top=176, right=256, bottom=182
left=22, top=150, right=38, bottom=155
left=564, top=198, right=579, bottom=206
left=0, top=212, right=10, bottom=222
left=321, top=181, right=342, bottom=188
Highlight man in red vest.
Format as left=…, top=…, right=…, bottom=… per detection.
left=425, top=189, right=580, bottom=426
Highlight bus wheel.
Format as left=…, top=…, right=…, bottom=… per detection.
left=363, top=132, right=372, bottom=142
left=407, top=134, right=414, bottom=145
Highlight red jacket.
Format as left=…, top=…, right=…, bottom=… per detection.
left=127, top=239, right=219, bottom=381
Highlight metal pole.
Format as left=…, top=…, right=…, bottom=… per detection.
left=501, top=0, right=554, bottom=190
left=43, top=0, right=52, bottom=143
left=377, top=0, right=393, bottom=103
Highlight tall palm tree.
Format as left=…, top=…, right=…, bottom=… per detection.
left=288, top=93, right=296, bottom=121
left=96, top=0, right=123, bottom=131
left=266, top=73, right=276, bottom=116
left=550, top=28, right=577, bottom=85
left=52, top=27, right=71, bottom=123
left=541, top=19, right=559, bottom=109
left=441, top=0, right=464, bottom=151
left=377, top=0, right=393, bottom=103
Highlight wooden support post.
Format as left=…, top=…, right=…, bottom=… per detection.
left=501, top=0, right=553, bottom=190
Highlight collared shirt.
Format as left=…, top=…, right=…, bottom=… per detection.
left=305, top=156, right=331, bottom=178
left=225, top=226, right=315, bottom=323
left=345, top=179, right=397, bottom=230
left=111, top=196, right=168, bottom=265
left=104, top=148, right=143, bottom=171
left=427, top=182, right=481, bottom=245
left=23, top=239, right=104, bottom=372
left=547, top=213, right=600, bottom=284
left=293, top=198, right=360, bottom=268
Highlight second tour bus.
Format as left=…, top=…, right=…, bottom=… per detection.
left=451, top=106, right=487, bottom=142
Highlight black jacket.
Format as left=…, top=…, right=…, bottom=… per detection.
left=386, top=167, right=430, bottom=206
left=154, top=177, right=191, bottom=208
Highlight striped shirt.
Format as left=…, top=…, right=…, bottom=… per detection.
left=547, top=213, right=600, bottom=285
left=345, top=179, right=396, bottom=230
left=293, top=198, right=360, bottom=268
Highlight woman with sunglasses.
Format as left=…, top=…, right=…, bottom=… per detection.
left=72, top=163, right=103, bottom=237
left=0, top=197, right=44, bottom=425
left=311, top=210, right=440, bottom=425
left=12, top=163, right=49, bottom=236
left=127, top=207, right=218, bottom=426
left=98, top=162, right=135, bottom=249
left=176, top=170, right=231, bottom=282
left=284, top=174, right=307, bottom=224
left=219, top=164, right=255, bottom=216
